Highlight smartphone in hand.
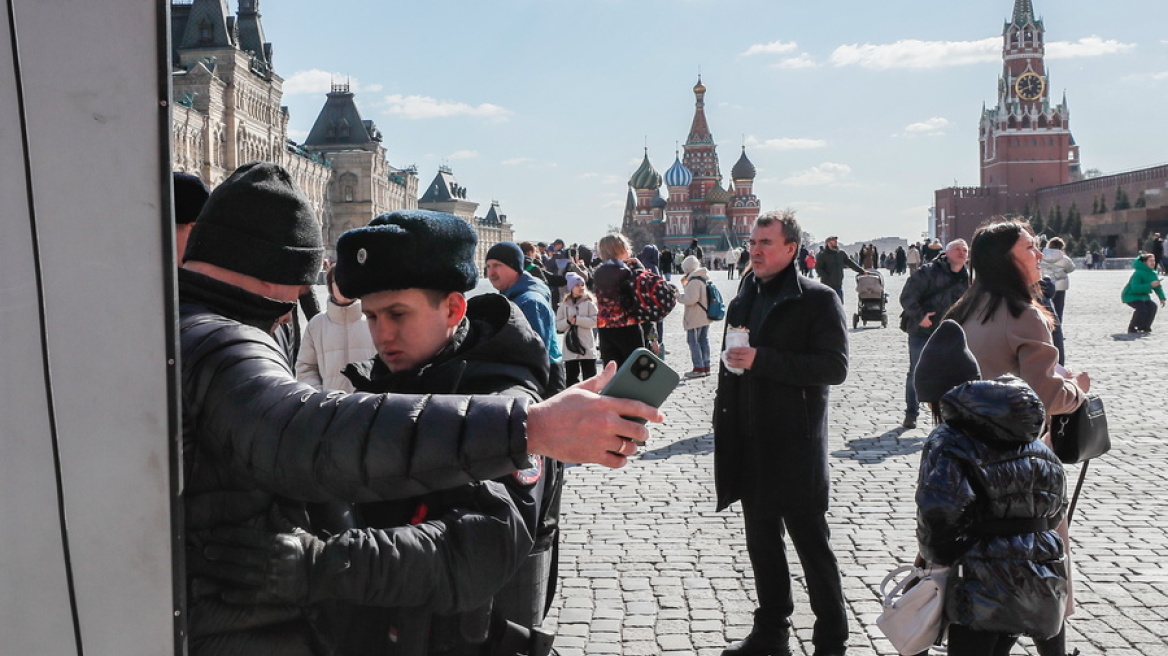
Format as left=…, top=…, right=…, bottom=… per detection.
left=600, top=348, right=680, bottom=443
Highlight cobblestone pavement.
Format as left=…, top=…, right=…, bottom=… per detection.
left=543, top=268, right=1168, bottom=656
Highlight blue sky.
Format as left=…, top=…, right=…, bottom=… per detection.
left=256, top=0, right=1168, bottom=247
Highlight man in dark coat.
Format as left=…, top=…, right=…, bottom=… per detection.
left=716, top=213, right=850, bottom=656
left=179, top=163, right=659, bottom=655
left=897, top=238, right=969, bottom=429
left=813, top=236, right=866, bottom=301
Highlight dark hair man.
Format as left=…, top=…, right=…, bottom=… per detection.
left=179, top=163, right=658, bottom=654
left=716, top=212, right=850, bottom=656
left=813, top=236, right=866, bottom=302
left=897, top=238, right=970, bottom=429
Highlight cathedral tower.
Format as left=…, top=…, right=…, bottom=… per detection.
left=978, top=0, right=1078, bottom=214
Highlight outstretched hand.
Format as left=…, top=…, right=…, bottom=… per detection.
left=527, top=361, right=665, bottom=467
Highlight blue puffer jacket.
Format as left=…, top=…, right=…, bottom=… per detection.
left=916, top=376, right=1068, bottom=639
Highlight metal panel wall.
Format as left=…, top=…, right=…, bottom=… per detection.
left=0, top=1, right=178, bottom=654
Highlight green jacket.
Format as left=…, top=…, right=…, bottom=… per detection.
left=1121, top=257, right=1166, bottom=303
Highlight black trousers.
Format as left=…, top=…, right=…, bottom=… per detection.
left=741, top=502, right=848, bottom=651
left=564, top=358, right=597, bottom=386
left=1127, top=300, right=1158, bottom=331
left=597, top=324, right=644, bottom=367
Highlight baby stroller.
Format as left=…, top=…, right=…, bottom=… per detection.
left=853, top=270, right=888, bottom=328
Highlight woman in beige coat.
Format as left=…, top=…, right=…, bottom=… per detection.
left=945, top=218, right=1088, bottom=656
left=678, top=255, right=714, bottom=377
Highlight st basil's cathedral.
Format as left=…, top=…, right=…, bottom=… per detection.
left=623, top=78, right=760, bottom=253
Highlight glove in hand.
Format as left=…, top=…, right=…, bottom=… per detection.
left=201, top=526, right=324, bottom=605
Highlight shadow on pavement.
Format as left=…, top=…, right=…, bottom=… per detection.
left=834, top=428, right=927, bottom=463
left=1111, top=332, right=1151, bottom=341
left=637, top=432, right=715, bottom=460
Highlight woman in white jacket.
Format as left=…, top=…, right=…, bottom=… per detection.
left=1040, top=236, right=1076, bottom=323
left=678, top=255, right=714, bottom=378
left=555, top=272, right=599, bottom=385
left=296, top=266, right=377, bottom=392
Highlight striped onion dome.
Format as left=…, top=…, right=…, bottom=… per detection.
left=705, top=180, right=730, bottom=204
left=731, top=147, right=756, bottom=181
left=628, top=151, right=662, bottom=190
left=664, top=154, right=693, bottom=187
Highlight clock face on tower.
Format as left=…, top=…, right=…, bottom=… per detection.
left=1015, top=72, right=1045, bottom=101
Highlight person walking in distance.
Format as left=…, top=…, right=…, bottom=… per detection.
left=897, top=239, right=969, bottom=429
left=1122, top=252, right=1165, bottom=333
left=814, top=236, right=866, bottom=302
left=716, top=212, right=850, bottom=656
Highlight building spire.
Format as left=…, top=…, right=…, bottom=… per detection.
left=1012, top=0, right=1036, bottom=25
left=687, top=76, right=712, bottom=145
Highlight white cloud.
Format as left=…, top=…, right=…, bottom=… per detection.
left=602, top=199, right=627, bottom=210
left=448, top=150, right=479, bottom=160
left=286, top=129, right=308, bottom=142
left=1046, top=36, right=1136, bottom=59
left=283, top=69, right=379, bottom=95
left=747, top=136, right=827, bottom=151
left=501, top=157, right=535, bottom=166
left=829, top=38, right=998, bottom=70
left=381, top=94, right=513, bottom=122
left=580, top=172, right=625, bottom=185
left=829, top=35, right=1136, bottom=70
left=1122, top=71, right=1168, bottom=83
left=896, top=117, right=950, bottom=137
left=782, top=162, right=852, bottom=186
left=773, top=53, right=819, bottom=69
left=740, top=40, right=798, bottom=57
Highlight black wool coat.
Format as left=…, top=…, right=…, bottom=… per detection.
left=714, top=267, right=849, bottom=514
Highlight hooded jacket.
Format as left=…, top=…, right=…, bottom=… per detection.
left=1040, top=248, right=1076, bottom=292
left=1121, top=256, right=1166, bottom=303
left=500, top=272, right=563, bottom=363
left=179, top=268, right=532, bottom=655
left=916, top=376, right=1067, bottom=638
left=295, top=297, right=376, bottom=392
left=678, top=257, right=713, bottom=331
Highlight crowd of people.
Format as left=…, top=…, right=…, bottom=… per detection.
left=171, top=162, right=1165, bottom=656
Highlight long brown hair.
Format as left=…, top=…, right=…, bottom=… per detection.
left=944, top=217, right=1054, bottom=329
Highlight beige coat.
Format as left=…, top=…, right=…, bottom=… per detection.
left=678, top=269, right=714, bottom=331
left=959, top=298, right=1084, bottom=417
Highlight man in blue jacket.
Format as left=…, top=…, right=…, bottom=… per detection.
left=487, top=241, right=567, bottom=394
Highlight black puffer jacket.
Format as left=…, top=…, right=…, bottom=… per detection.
left=179, top=270, right=533, bottom=655
left=898, top=255, right=969, bottom=336
left=916, top=376, right=1068, bottom=638
left=334, top=293, right=561, bottom=653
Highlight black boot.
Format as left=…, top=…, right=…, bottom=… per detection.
left=722, top=629, right=791, bottom=656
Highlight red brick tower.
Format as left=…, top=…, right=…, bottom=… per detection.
left=979, top=0, right=1079, bottom=214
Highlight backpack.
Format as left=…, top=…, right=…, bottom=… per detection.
left=628, top=270, right=677, bottom=323
left=695, top=276, right=726, bottom=321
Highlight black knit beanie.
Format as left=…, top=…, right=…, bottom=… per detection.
left=334, top=210, right=478, bottom=298
left=485, top=241, right=524, bottom=273
left=914, top=320, right=982, bottom=403
left=183, top=162, right=323, bottom=286
left=172, top=172, right=209, bottom=225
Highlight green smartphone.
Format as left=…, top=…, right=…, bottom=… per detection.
left=600, top=348, right=680, bottom=442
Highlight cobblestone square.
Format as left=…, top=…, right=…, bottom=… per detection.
left=544, top=269, right=1167, bottom=656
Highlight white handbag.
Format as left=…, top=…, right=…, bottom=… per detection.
left=876, top=564, right=950, bottom=655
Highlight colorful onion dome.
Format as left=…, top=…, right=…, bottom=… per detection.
left=628, top=150, right=662, bottom=190
left=664, top=154, right=693, bottom=188
left=705, top=181, right=730, bottom=204
left=731, top=147, right=756, bottom=181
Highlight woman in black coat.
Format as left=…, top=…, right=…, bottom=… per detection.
left=913, top=321, right=1069, bottom=656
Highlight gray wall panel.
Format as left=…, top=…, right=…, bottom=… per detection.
left=1, top=1, right=177, bottom=654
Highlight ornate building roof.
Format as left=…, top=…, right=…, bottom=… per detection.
left=304, top=84, right=381, bottom=147
left=731, top=147, right=756, bottom=181
left=664, top=154, right=693, bottom=188
left=629, top=150, right=663, bottom=190
left=705, top=180, right=730, bottom=205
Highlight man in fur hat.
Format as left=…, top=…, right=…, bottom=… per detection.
left=180, top=163, right=658, bottom=655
